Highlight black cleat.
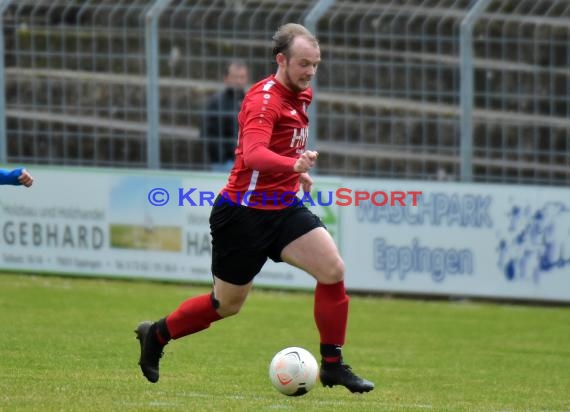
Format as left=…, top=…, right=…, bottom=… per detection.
left=320, top=360, right=375, bottom=393
left=135, top=321, right=164, bottom=383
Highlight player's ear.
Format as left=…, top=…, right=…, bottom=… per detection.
left=276, top=52, right=287, bottom=66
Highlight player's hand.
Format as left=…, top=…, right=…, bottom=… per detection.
left=18, top=169, right=34, bottom=187
left=299, top=172, right=313, bottom=194
left=293, top=150, right=318, bottom=173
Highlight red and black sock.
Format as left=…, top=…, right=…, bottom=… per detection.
left=156, top=292, right=222, bottom=342
left=320, top=343, right=343, bottom=363
left=155, top=318, right=170, bottom=345
left=314, top=281, right=349, bottom=363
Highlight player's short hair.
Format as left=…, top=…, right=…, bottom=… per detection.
left=272, top=23, right=319, bottom=58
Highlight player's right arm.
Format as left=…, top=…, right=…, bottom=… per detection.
left=239, top=90, right=296, bottom=173
left=293, top=151, right=318, bottom=173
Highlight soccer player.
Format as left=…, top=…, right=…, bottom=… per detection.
left=136, top=23, right=374, bottom=394
left=0, top=167, right=34, bottom=187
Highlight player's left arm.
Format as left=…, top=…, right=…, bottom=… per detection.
left=0, top=168, right=33, bottom=186
left=18, top=168, right=34, bottom=187
left=298, top=172, right=313, bottom=193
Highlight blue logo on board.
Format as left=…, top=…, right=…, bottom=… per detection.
left=497, top=202, right=570, bottom=283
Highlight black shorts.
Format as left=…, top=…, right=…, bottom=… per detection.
left=209, top=195, right=326, bottom=285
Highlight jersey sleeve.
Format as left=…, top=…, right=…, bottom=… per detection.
left=0, top=168, right=23, bottom=185
left=240, top=90, right=297, bottom=173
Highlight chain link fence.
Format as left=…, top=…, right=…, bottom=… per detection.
left=471, top=0, right=570, bottom=184
left=1, top=0, right=568, bottom=185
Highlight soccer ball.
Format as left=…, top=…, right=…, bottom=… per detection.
left=268, top=347, right=319, bottom=396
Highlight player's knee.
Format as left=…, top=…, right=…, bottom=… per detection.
left=331, top=258, right=345, bottom=283
left=320, top=257, right=345, bottom=284
left=216, top=298, right=245, bottom=318
left=217, top=304, right=242, bottom=318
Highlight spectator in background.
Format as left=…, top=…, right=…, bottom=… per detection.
left=0, top=167, right=34, bottom=187
left=201, top=59, right=249, bottom=172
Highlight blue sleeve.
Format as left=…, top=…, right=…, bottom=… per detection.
left=0, top=168, right=24, bottom=185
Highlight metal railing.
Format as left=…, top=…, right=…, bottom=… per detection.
left=0, top=0, right=568, bottom=185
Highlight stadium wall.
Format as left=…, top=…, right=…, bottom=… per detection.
left=1, top=166, right=569, bottom=303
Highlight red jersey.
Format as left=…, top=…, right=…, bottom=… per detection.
left=220, top=75, right=312, bottom=210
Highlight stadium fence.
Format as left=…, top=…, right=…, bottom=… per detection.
left=0, top=0, right=568, bottom=185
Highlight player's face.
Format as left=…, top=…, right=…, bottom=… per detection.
left=279, top=37, right=321, bottom=93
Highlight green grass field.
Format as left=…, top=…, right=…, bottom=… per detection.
left=1, top=272, right=569, bottom=412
